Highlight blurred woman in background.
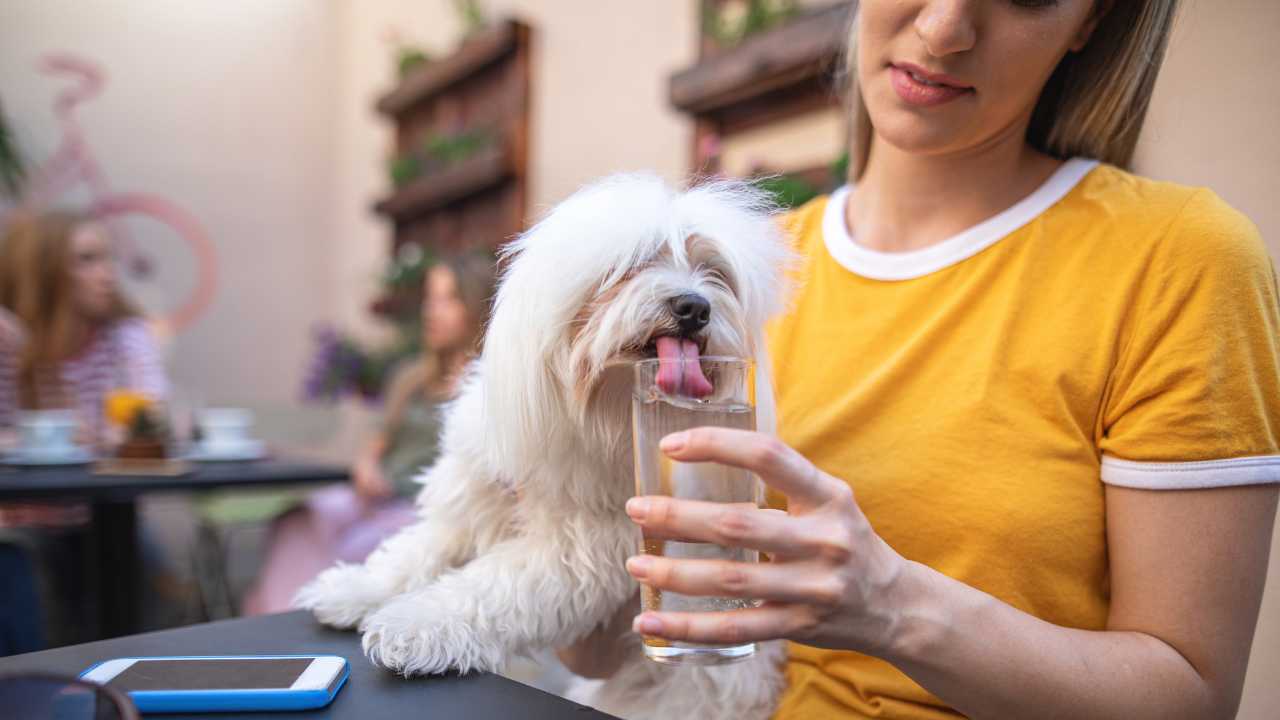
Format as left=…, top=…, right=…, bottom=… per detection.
left=244, top=253, right=495, bottom=614
left=0, top=210, right=169, bottom=651
left=350, top=254, right=496, bottom=500
left=0, top=211, right=167, bottom=441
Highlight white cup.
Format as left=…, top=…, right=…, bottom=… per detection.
left=198, top=408, right=255, bottom=451
left=18, top=410, right=79, bottom=457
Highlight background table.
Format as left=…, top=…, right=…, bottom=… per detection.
left=0, top=459, right=348, bottom=638
left=0, top=611, right=618, bottom=719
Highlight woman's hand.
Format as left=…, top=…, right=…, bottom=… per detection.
left=352, top=440, right=392, bottom=499
left=0, top=307, right=26, bottom=353
left=557, top=591, right=639, bottom=679
left=624, top=427, right=913, bottom=655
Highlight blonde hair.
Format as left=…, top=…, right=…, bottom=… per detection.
left=843, top=1, right=1181, bottom=179
left=382, top=252, right=496, bottom=431
left=0, top=211, right=137, bottom=408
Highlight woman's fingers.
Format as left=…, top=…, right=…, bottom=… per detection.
left=660, top=427, right=843, bottom=507
left=626, top=500, right=757, bottom=542
left=627, top=497, right=845, bottom=558
left=633, top=603, right=813, bottom=645
left=626, top=554, right=845, bottom=606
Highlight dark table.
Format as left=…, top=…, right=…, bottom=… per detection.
left=0, top=459, right=348, bottom=638
left=0, top=611, right=617, bottom=719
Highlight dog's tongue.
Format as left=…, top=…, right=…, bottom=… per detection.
left=655, top=336, right=713, bottom=398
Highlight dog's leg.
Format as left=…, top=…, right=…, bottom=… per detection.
left=359, top=526, right=634, bottom=676
left=295, top=520, right=438, bottom=630
left=296, top=454, right=513, bottom=629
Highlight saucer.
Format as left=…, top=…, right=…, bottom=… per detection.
left=2, top=446, right=97, bottom=466
left=185, top=439, right=268, bottom=462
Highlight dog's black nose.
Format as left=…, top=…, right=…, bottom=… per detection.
left=669, top=293, right=711, bottom=334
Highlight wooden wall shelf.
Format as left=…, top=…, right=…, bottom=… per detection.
left=372, top=143, right=512, bottom=223
left=670, top=2, right=853, bottom=125
left=376, top=21, right=522, bottom=119
left=370, top=18, right=531, bottom=323
left=369, top=288, right=419, bottom=318
left=670, top=1, right=853, bottom=192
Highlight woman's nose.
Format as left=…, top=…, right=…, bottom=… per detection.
left=915, top=0, right=978, bottom=57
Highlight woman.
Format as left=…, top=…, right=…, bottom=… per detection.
left=0, top=211, right=167, bottom=440
left=563, top=2, right=1279, bottom=718
left=350, top=255, right=495, bottom=500
left=0, top=211, right=169, bottom=647
left=243, top=253, right=495, bottom=614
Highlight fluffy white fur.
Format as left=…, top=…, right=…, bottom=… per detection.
left=296, top=173, right=790, bottom=719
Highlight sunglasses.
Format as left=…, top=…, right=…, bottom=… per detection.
left=0, top=673, right=139, bottom=720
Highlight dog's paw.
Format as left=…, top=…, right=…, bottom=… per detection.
left=360, top=593, right=504, bottom=676
left=293, top=563, right=392, bottom=629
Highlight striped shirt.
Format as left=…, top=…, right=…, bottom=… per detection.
left=0, top=319, right=168, bottom=436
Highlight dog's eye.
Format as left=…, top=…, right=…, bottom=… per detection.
left=704, top=264, right=736, bottom=294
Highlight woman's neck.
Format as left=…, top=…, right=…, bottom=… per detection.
left=848, top=133, right=1062, bottom=253
left=431, top=348, right=469, bottom=395
left=66, top=315, right=98, bottom=359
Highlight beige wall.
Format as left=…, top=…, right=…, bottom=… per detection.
left=0, top=0, right=341, bottom=410
left=719, top=108, right=846, bottom=178
left=1133, top=3, right=1280, bottom=717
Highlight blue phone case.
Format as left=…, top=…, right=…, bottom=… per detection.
left=79, top=654, right=349, bottom=713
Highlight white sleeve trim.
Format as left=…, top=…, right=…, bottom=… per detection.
left=1101, top=454, right=1280, bottom=489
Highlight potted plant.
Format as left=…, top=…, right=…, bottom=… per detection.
left=106, top=391, right=170, bottom=459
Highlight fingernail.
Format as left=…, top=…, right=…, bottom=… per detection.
left=633, top=614, right=662, bottom=634
left=626, top=555, right=653, bottom=577
left=626, top=497, right=649, bottom=521
left=660, top=432, right=687, bottom=453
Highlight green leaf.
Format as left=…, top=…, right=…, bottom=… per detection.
left=0, top=102, right=25, bottom=198
left=752, top=174, right=819, bottom=209
left=397, top=48, right=431, bottom=78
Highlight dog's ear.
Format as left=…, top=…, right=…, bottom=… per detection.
left=479, top=253, right=565, bottom=478
left=479, top=173, right=678, bottom=475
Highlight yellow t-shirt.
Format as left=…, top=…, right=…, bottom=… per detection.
left=766, top=159, right=1280, bottom=719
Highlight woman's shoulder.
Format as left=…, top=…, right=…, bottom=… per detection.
left=1071, top=163, right=1267, bottom=272
left=777, top=194, right=833, bottom=252
left=1076, top=164, right=1261, bottom=243
left=106, top=317, right=161, bottom=348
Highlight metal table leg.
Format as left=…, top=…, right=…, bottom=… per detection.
left=90, top=499, right=140, bottom=638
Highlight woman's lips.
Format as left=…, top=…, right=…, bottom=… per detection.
left=889, top=64, right=973, bottom=107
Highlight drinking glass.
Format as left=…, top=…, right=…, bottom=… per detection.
left=631, top=356, right=762, bottom=665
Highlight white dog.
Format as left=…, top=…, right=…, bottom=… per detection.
left=296, top=173, right=789, bottom=719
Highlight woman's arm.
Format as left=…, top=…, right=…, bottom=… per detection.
left=625, top=428, right=1278, bottom=720
left=116, top=319, right=169, bottom=399
left=557, top=592, right=639, bottom=678
left=351, top=362, right=424, bottom=499
left=883, top=484, right=1276, bottom=720
left=352, top=433, right=393, bottom=498
left=0, top=307, right=23, bottom=434
left=0, top=307, right=26, bottom=353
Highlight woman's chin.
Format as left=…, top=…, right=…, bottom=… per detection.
left=865, top=93, right=985, bottom=159
left=78, top=304, right=114, bottom=323
left=874, top=115, right=975, bottom=156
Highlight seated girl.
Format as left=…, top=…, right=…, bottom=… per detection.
left=243, top=254, right=495, bottom=614
left=0, top=210, right=170, bottom=647
left=0, top=211, right=167, bottom=441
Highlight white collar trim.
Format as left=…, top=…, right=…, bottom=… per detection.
left=822, top=158, right=1100, bottom=281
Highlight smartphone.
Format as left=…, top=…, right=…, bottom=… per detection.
left=80, top=654, right=348, bottom=713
